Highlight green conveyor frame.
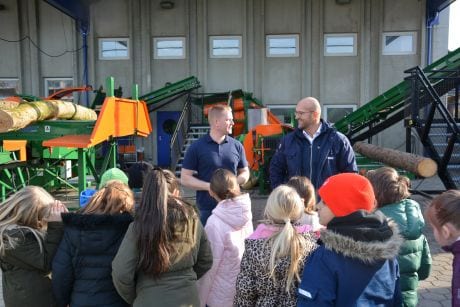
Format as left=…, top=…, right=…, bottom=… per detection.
left=140, top=76, right=200, bottom=106
left=334, top=47, right=460, bottom=141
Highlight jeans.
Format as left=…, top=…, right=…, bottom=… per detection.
left=199, top=209, right=213, bottom=226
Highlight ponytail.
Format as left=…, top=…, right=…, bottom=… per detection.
left=135, top=169, right=170, bottom=277
left=264, top=185, right=307, bottom=291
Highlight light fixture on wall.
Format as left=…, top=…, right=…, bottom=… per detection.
left=160, top=1, right=174, bottom=9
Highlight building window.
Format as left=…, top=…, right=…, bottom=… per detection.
left=324, top=34, right=357, bottom=56
left=268, top=105, right=296, bottom=125
left=0, top=78, right=20, bottom=94
left=266, top=34, right=299, bottom=57
left=323, top=104, right=357, bottom=123
left=382, top=32, right=416, bottom=55
left=44, top=78, right=74, bottom=101
left=209, top=36, right=242, bottom=58
left=153, top=37, right=186, bottom=59
left=99, top=38, right=130, bottom=60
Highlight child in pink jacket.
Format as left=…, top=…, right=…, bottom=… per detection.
left=198, top=168, right=253, bottom=307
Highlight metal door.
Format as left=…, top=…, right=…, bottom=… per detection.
left=157, top=111, right=180, bottom=167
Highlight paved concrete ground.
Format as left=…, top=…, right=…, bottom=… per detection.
left=0, top=177, right=454, bottom=306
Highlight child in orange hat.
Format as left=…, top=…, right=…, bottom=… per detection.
left=297, top=172, right=403, bottom=306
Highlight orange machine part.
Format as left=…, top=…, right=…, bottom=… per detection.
left=243, top=124, right=287, bottom=171
left=46, top=86, right=92, bottom=100
left=43, top=96, right=152, bottom=149
left=2, top=140, right=27, bottom=161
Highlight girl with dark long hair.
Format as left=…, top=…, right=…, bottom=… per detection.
left=112, top=168, right=213, bottom=306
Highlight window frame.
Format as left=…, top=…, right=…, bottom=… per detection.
left=44, top=77, right=74, bottom=101
left=323, top=104, right=357, bottom=123
left=153, top=37, right=187, bottom=60
left=209, top=35, right=242, bottom=59
left=267, top=104, right=296, bottom=125
left=98, top=37, right=130, bottom=60
left=324, top=33, right=358, bottom=57
left=266, top=34, right=300, bottom=58
left=382, top=31, right=417, bottom=55
left=0, top=78, right=20, bottom=93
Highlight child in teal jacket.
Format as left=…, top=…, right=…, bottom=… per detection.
left=367, top=167, right=432, bottom=307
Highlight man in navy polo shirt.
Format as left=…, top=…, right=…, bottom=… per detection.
left=181, top=104, right=250, bottom=225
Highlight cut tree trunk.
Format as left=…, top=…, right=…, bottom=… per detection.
left=0, top=100, right=19, bottom=110
left=353, top=141, right=438, bottom=178
left=0, top=100, right=97, bottom=133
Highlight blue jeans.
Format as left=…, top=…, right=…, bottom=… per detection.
left=199, top=209, right=213, bottom=226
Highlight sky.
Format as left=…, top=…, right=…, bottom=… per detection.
left=449, top=1, right=460, bottom=51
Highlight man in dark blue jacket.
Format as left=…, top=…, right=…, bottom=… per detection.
left=269, top=97, right=357, bottom=190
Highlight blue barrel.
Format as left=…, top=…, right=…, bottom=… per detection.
left=79, top=188, right=97, bottom=208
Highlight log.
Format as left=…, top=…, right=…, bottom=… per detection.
left=0, top=100, right=19, bottom=110
left=0, top=100, right=97, bottom=133
left=353, top=141, right=438, bottom=178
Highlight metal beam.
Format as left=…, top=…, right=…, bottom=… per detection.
left=43, top=0, right=89, bottom=32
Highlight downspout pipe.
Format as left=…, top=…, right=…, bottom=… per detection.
left=426, top=12, right=439, bottom=65
left=81, top=29, right=89, bottom=107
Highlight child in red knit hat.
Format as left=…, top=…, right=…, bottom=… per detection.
left=298, top=172, right=403, bottom=306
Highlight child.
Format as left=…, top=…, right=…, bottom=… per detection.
left=367, top=167, right=432, bottom=307
left=298, top=173, right=403, bottom=306
left=286, top=176, right=321, bottom=230
left=0, top=186, right=68, bottom=307
left=52, top=180, right=135, bottom=307
left=425, top=190, right=460, bottom=307
left=234, top=185, right=318, bottom=306
left=198, top=168, right=253, bottom=307
left=112, top=168, right=213, bottom=307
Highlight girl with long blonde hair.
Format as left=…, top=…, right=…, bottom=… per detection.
left=234, top=185, right=318, bottom=306
left=0, top=186, right=67, bottom=307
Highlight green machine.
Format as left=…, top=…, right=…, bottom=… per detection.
left=0, top=77, right=152, bottom=201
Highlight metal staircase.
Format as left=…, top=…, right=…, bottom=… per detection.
left=173, top=125, right=210, bottom=177
left=405, top=66, right=460, bottom=189
left=335, top=47, right=460, bottom=189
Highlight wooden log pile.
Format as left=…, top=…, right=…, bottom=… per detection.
left=0, top=99, right=97, bottom=133
left=353, top=141, right=438, bottom=178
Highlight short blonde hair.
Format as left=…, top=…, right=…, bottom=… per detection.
left=264, top=185, right=307, bottom=291
left=208, top=104, right=232, bottom=123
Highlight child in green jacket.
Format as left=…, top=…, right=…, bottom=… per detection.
left=367, top=167, right=432, bottom=307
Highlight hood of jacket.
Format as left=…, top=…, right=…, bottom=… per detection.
left=378, top=199, right=425, bottom=240
left=321, top=211, right=403, bottom=264
left=212, top=193, right=252, bottom=230
left=61, top=212, right=133, bottom=254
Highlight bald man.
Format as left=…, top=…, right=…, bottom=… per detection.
left=269, top=97, right=357, bottom=190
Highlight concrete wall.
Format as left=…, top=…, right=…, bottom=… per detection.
left=0, top=0, right=451, bottom=162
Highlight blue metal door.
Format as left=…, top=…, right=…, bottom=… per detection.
left=157, top=111, right=180, bottom=167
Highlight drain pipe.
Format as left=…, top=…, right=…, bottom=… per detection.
left=81, top=30, right=89, bottom=107
left=426, top=11, right=439, bottom=65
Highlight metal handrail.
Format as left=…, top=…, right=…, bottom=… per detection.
left=170, top=96, right=192, bottom=171
left=408, top=66, right=460, bottom=188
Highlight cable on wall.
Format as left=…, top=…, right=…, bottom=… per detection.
left=0, top=35, right=83, bottom=58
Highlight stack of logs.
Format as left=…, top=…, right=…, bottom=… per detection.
left=0, top=99, right=97, bottom=133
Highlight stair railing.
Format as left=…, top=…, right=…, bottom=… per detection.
left=170, top=96, right=192, bottom=171
left=406, top=66, right=460, bottom=188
